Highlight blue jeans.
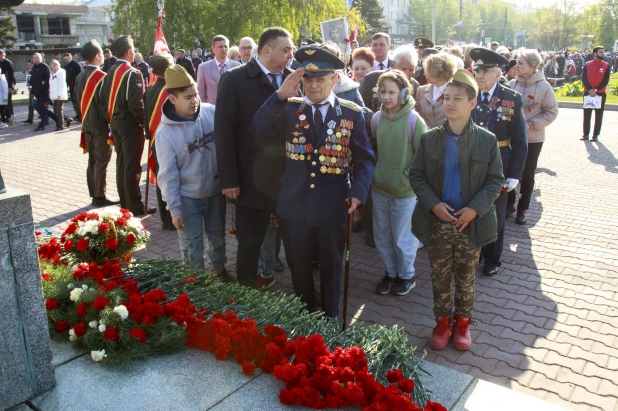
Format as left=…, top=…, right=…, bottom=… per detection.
left=34, top=96, right=58, bottom=127
left=258, top=227, right=277, bottom=278
left=177, top=194, right=227, bottom=271
left=372, top=190, right=419, bottom=280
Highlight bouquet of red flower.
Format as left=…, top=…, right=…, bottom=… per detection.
left=60, top=207, right=149, bottom=264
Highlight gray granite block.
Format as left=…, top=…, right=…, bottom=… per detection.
left=32, top=349, right=259, bottom=411
left=50, top=339, right=87, bottom=367
left=0, top=189, right=33, bottom=227
left=209, top=372, right=356, bottom=411
left=420, top=360, right=474, bottom=409
left=6, top=403, right=33, bottom=411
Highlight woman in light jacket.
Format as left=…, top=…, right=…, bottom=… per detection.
left=49, top=59, right=71, bottom=131
left=507, top=49, right=559, bottom=224
left=414, top=53, right=457, bottom=129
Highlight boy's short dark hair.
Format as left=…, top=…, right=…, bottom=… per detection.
left=167, top=85, right=194, bottom=97
left=446, top=80, right=477, bottom=101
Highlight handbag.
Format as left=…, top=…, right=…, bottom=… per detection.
left=583, top=95, right=602, bottom=109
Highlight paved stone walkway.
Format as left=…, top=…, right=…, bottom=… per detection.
left=1, top=105, right=617, bottom=411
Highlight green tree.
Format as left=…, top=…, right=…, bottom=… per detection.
left=595, top=0, right=618, bottom=50
left=352, top=0, right=390, bottom=44
left=0, top=8, right=18, bottom=49
left=405, top=0, right=458, bottom=44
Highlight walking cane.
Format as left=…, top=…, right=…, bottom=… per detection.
left=342, top=200, right=354, bottom=330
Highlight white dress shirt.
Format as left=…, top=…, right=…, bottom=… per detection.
left=373, top=57, right=389, bottom=71
left=255, top=57, right=282, bottom=87
left=303, top=93, right=336, bottom=121
left=432, top=83, right=447, bottom=104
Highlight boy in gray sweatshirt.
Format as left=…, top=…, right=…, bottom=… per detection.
left=155, top=64, right=231, bottom=281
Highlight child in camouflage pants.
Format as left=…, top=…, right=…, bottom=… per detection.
left=410, top=69, right=504, bottom=351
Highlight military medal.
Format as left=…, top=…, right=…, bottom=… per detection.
left=299, top=136, right=306, bottom=144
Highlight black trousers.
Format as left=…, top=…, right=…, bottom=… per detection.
left=508, top=142, right=543, bottom=211
left=483, top=191, right=507, bottom=267
left=235, top=205, right=294, bottom=287
left=583, top=92, right=606, bottom=137
left=85, top=130, right=112, bottom=198
left=111, top=121, right=145, bottom=215
left=288, top=220, right=345, bottom=318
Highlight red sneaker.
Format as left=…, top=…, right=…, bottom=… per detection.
left=430, top=316, right=453, bottom=350
left=453, top=316, right=473, bottom=351
left=256, top=273, right=276, bottom=289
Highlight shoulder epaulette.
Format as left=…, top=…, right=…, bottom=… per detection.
left=339, top=99, right=361, bottom=112
left=288, top=97, right=304, bottom=104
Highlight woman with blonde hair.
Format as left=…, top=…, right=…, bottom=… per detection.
left=507, top=49, right=559, bottom=224
left=227, top=46, right=241, bottom=62
left=49, top=59, right=71, bottom=130
left=415, top=53, right=457, bottom=128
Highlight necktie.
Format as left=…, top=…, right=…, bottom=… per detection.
left=219, top=63, right=224, bottom=74
left=482, top=92, right=490, bottom=105
left=379, top=62, right=384, bottom=70
left=313, top=103, right=327, bottom=131
left=269, top=73, right=280, bottom=89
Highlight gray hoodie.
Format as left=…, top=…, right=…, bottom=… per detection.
left=155, top=100, right=219, bottom=217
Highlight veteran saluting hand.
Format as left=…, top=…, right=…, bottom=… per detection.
left=250, top=46, right=376, bottom=319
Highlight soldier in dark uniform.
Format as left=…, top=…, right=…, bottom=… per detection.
left=74, top=40, right=117, bottom=208
left=98, top=35, right=155, bottom=216
left=470, top=48, right=528, bottom=277
left=251, top=47, right=376, bottom=318
left=413, top=37, right=434, bottom=86
left=144, top=52, right=175, bottom=230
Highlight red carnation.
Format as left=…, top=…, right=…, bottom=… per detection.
left=76, top=302, right=90, bottom=318
left=104, top=238, right=119, bottom=251
left=241, top=361, right=256, bottom=376
left=115, top=217, right=127, bottom=227
left=45, top=298, right=59, bottom=311
left=98, top=222, right=110, bottom=233
left=55, top=320, right=70, bottom=333
left=398, top=378, right=415, bottom=393
left=93, top=296, right=111, bottom=311
left=425, top=400, right=447, bottom=411
left=64, top=239, right=73, bottom=252
left=41, top=273, right=52, bottom=282
left=65, top=223, right=78, bottom=235
left=126, top=233, right=136, bottom=245
left=76, top=238, right=89, bottom=251
left=130, top=327, right=147, bottom=344
left=123, top=279, right=139, bottom=295
left=73, top=322, right=87, bottom=338
left=386, top=369, right=403, bottom=383
left=35, top=230, right=42, bottom=236
left=104, top=326, right=119, bottom=342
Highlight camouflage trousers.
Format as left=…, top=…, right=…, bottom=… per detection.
left=427, top=222, right=481, bottom=318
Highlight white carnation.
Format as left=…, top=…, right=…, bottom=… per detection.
left=91, top=350, right=107, bottom=362
left=69, top=288, right=83, bottom=302
left=99, top=207, right=122, bottom=220
left=77, top=220, right=99, bottom=236
left=113, top=305, right=129, bottom=320
left=98, top=324, right=107, bottom=332
left=69, top=334, right=77, bottom=342
left=89, top=321, right=98, bottom=329
left=67, top=283, right=75, bottom=289
left=82, top=284, right=89, bottom=291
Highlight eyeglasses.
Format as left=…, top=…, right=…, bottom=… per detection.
left=240, top=47, right=252, bottom=51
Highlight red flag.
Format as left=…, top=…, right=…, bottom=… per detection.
left=349, top=25, right=358, bottom=42
left=153, top=9, right=169, bottom=55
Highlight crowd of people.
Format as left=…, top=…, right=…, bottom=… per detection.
left=0, top=26, right=577, bottom=352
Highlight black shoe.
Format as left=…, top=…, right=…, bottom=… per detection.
left=65, top=117, right=72, bottom=128
left=581, top=135, right=589, bottom=141
left=274, top=258, right=284, bottom=273
left=34, top=125, right=44, bottom=132
left=376, top=273, right=396, bottom=295
left=483, top=265, right=500, bottom=277
left=391, top=277, right=417, bottom=296
left=22, top=119, right=33, bottom=124
left=365, top=237, right=376, bottom=248
left=214, top=267, right=236, bottom=283
left=592, top=135, right=599, bottom=142
left=92, top=197, right=121, bottom=207
left=478, top=253, right=485, bottom=265
left=351, top=220, right=363, bottom=233
left=516, top=209, right=527, bottom=225
left=506, top=202, right=516, bottom=216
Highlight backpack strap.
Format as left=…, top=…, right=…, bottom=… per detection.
left=371, top=110, right=382, bottom=138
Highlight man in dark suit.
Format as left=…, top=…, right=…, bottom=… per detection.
left=251, top=47, right=375, bottom=318
left=103, top=48, right=117, bottom=73
left=470, top=48, right=528, bottom=277
left=214, top=26, right=296, bottom=288
left=175, top=49, right=196, bottom=79
left=63, top=53, right=82, bottom=120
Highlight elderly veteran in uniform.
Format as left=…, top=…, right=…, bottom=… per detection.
left=251, top=47, right=376, bottom=319
left=415, top=52, right=458, bottom=129
left=414, top=38, right=434, bottom=85
left=144, top=52, right=176, bottom=230
left=74, top=40, right=117, bottom=207
left=470, top=48, right=528, bottom=277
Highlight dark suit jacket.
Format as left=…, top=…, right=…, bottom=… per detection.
left=65, top=60, right=82, bottom=86
left=214, top=57, right=294, bottom=209
left=103, top=57, right=117, bottom=73
left=74, top=66, right=108, bottom=133
left=176, top=57, right=196, bottom=79
left=472, top=82, right=528, bottom=180
left=133, top=61, right=150, bottom=86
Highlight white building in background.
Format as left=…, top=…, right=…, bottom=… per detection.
left=76, top=0, right=115, bottom=47
left=379, top=0, right=412, bottom=44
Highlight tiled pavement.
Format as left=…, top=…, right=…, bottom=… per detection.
left=1, top=104, right=617, bottom=411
